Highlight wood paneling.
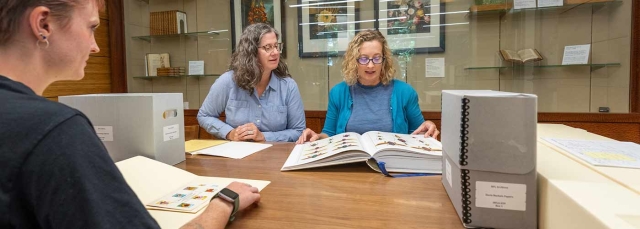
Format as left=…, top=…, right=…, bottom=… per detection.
left=184, top=110, right=640, bottom=143
left=91, top=19, right=110, bottom=58
left=43, top=57, right=111, bottom=98
left=632, top=0, right=640, bottom=112
left=108, top=0, right=127, bottom=93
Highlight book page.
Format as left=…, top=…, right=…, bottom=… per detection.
left=297, top=132, right=364, bottom=163
left=500, top=50, right=521, bottom=62
left=363, top=131, right=442, bottom=155
left=543, top=138, right=640, bottom=169
left=281, top=132, right=368, bottom=170
left=518, top=49, right=542, bottom=63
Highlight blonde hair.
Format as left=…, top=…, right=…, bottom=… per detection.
left=341, top=30, right=396, bottom=85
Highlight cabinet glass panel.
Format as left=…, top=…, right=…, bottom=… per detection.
left=123, top=0, right=632, bottom=113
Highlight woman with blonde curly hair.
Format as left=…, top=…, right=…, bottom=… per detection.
left=199, top=23, right=305, bottom=142
left=297, top=29, right=438, bottom=143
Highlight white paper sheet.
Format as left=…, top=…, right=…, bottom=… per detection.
left=543, top=138, right=640, bottom=169
left=514, top=0, right=536, bottom=9
left=538, top=0, right=563, bottom=7
left=192, top=142, right=272, bottom=159
left=562, top=44, right=591, bottom=65
left=425, top=58, right=445, bottom=78
left=189, top=61, right=204, bottom=75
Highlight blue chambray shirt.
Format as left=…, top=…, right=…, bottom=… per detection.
left=197, top=71, right=306, bottom=142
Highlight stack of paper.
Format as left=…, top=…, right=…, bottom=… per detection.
left=185, top=140, right=272, bottom=159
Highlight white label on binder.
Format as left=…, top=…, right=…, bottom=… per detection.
left=445, top=159, right=452, bottom=188
left=94, top=126, right=113, bottom=142
left=475, top=181, right=526, bottom=211
left=163, top=124, right=180, bottom=142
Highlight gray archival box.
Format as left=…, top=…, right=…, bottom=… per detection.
left=59, top=93, right=186, bottom=165
left=441, top=90, right=537, bottom=229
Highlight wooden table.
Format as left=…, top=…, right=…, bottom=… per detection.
left=175, top=143, right=464, bottom=229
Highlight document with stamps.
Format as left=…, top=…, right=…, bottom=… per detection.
left=282, top=131, right=443, bottom=174
left=116, top=156, right=271, bottom=228
left=146, top=182, right=222, bottom=213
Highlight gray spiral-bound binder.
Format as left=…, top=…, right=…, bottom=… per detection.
left=440, top=90, right=538, bottom=229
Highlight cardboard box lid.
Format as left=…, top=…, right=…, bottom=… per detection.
left=442, top=90, right=537, bottom=174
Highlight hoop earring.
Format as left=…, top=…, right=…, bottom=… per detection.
left=36, top=33, right=49, bottom=49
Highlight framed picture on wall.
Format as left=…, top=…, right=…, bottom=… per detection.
left=296, top=0, right=360, bottom=58
left=231, top=0, right=286, bottom=57
left=375, top=0, right=445, bottom=54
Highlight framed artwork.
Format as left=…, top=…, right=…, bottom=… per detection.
left=231, top=0, right=286, bottom=57
left=297, top=0, right=360, bottom=58
left=375, top=0, right=445, bottom=54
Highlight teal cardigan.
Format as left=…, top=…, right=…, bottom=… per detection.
left=321, top=79, right=425, bottom=136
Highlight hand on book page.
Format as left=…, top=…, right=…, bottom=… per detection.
left=411, top=120, right=440, bottom=138
left=297, top=128, right=327, bottom=144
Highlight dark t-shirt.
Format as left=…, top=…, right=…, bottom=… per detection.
left=0, top=75, right=160, bottom=229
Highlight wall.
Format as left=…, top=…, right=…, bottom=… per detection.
left=43, top=4, right=112, bottom=100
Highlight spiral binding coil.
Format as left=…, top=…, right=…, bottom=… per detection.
left=460, top=98, right=472, bottom=224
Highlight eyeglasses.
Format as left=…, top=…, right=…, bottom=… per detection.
left=259, top=43, right=283, bottom=53
left=357, top=56, right=385, bottom=65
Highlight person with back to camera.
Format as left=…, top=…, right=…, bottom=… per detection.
left=0, top=0, right=260, bottom=228
left=297, top=29, right=439, bottom=144
left=198, top=23, right=306, bottom=142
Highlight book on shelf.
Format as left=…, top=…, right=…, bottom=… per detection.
left=499, top=48, right=543, bottom=63
left=145, top=53, right=170, bottom=77
left=116, top=156, right=270, bottom=228
left=470, top=0, right=512, bottom=12
left=281, top=131, right=443, bottom=174
left=150, top=10, right=187, bottom=35
left=157, top=67, right=186, bottom=76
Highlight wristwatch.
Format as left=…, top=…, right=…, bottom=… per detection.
left=212, top=188, right=239, bottom=222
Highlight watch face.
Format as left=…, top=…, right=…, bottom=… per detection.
left=220, top=188, right=239, bottom=200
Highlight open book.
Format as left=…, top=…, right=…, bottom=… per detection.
left=116, top=156, right=270, bottom=228
left=499, top=49, right=543, bottom=63
left=281, top=131, right=443, bottom=174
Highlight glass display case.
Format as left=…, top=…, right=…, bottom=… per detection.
left=123, top=0, right=633, bottom=112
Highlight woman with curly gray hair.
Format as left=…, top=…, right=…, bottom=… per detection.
left=198, top=23, right=305, bottom=142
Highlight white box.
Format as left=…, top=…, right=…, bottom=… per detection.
left=59, top=93, right=185, bottom=165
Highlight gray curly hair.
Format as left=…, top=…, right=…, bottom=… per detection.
left=229, top=23, right=289, bottom=94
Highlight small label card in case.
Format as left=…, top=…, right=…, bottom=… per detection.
left=514, top=0, right=536, bottom=9
left=189, top=61, right=205, bottom=75
left=562, top=44, right=591, bottom=65
left=538, top=0, right=563, bottom=7
left=425, top=58, right=445, bottom=78
left=475, top=181, right=527, bottom=211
